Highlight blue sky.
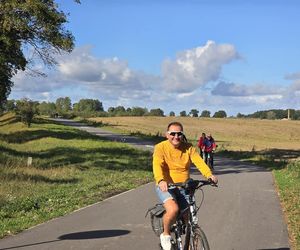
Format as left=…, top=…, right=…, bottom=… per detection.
left=11, top=0, right=300, bottom=116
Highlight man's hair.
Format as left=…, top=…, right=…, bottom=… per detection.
left=167, top=122, right=183, bottom=131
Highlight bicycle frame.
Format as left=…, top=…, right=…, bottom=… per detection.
left=168, top=179, right=214, bottom=250
left=172, top=192, right=198, bottom=250
left=203, top=151, right=214, bottom=170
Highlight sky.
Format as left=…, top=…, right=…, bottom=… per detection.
left=10, top=0, right=300, bottom=116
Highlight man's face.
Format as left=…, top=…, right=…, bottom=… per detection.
left=166, top=125, right=183, bottom=148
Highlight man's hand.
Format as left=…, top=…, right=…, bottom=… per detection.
left=158, top=180, right=168, bottom=192
left=209, top=175, right=218, bottom=184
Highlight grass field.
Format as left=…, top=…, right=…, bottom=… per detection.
left=0, top=113, right=152, bottom=238
left=89, top=116, right=300, bottom=249
left=89, top=116, right=300, bottom=152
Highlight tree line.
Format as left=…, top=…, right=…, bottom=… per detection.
left=2, top=97, right=229, bottom=126
left=2, top=97, right=299, bottom=127
left=237, top=109, right=300, bottom=120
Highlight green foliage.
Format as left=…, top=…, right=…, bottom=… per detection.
left=242, top=109, right=300, bottom=120
left=189, top=109, right=199, bottom=117
left=266, top=111, right=276, bottom=120
left=213, top=110, right=227, bottom=118
left=130, top=107, right=148, bottom=116
left=37, top=101, right=56, bottom=117
left=55, top=97, right=71, bottom=116
left=3, top=99, right=16, bottom=112
left=200, top=110, right=211, bottom=117
left=15, top=98, right=38, bottom=127
left=236, top=112, right=245, bottom=118
left=179, top=110, right=187, bottom=117
left=148, top=108, right=164, bottom=116
left=73, top=99, right=104, bottom=117
left=0, top=0, right=77, bottom=107
left=169, top=111, right=175, bottom=116
left=107, top=106, right=127, bottom=116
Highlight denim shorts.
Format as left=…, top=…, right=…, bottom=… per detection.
left=155, top=185, right=189, bottom=211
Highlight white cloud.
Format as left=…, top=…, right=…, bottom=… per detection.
left=10, top=42, right=300, bottom=116
left=57, top=47, right=161, bottom=95
left=161, top=40, right=240, bottom=93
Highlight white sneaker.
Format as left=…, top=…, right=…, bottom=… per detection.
left=160, top=233, right=172, bottom=250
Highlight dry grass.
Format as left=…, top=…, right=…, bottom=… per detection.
left=90, top=116, right=300, bottom=153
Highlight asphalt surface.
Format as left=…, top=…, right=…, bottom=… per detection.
left=0, top=119, right=290, bottom=250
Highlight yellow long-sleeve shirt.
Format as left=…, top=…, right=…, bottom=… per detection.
left=153, top=140, right=212, bottom=184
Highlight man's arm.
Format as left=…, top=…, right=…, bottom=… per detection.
left=153, top=145, right=169, bottom=191
left=153, top=145, right=165, bottom=184
left=190, top=146, right=218, bottom=183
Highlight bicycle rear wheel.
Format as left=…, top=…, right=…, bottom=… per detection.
left=189, top=225, right=210, bottom=250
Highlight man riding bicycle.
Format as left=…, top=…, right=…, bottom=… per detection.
left=197, top=132, right=206, bottom=158
left=153, top=122, right=218, bottom=250
left=202, top=133, right=217, bottom=169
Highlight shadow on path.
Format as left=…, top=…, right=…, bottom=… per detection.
left=258, top=248, right=290, bottom=250
left=0, top=230, right=130, bottom=250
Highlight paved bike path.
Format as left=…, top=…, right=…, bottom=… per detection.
left=0, top=119, right=290, bottom=250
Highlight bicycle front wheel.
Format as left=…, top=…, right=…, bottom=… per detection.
left=189, top=225, right=210, bottom=250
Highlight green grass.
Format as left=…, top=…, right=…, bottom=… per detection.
left=274, top=162, right=300, bottom=250
left=0, top=113, right=153, bottom=238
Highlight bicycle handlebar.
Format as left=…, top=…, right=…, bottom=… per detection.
left=168, top=178, right=218, bottom=190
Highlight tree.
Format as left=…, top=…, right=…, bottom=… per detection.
left=56, top=97, right=71, bottom=116
left=114, top=106, right=126, bottom=116
left=266, top=111, right=276, bottom=120
left=213, top=110, right=227, bottom=118
left=149, top=108, right=164, bottom=116
left=130, top=107, right=148, bottom=116
left=15, top=98, right=38, bottom=127
left=38, top=101, right=56, bottom=116
left=200, top=110, right=211, bottom=117
left=107, top=107, right=115, bottom=114
left=73, top=99, right=103, bottom=117
left=0, top=0, right=79, bottom=108
left=237, top=112, right=245, bottom=118
left=4, top=99, right=16, bottom=112
left=179, top=111, right=187, bottom=117
left=189, top=109, right=199, bottom=117
left=169, top=111, right=175, bottom=116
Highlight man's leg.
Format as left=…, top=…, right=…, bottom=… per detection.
left=204, top=151, right=208, bottom=164
left=160, top=199, right=178, bottom=250
left=209, top=152, right=214, bottom=169
left=162, top=199, right=179, bottom=235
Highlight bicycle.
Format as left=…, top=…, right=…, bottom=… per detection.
left=147, top=179, right=217, bottom=250
left=203, top=151, right=214, bottom=170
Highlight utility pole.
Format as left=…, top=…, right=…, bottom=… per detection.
left=287, top=109, right=290, bottom=120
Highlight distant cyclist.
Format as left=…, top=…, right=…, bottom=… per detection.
left=197, top=132, right=206, bottom=158
left=153, top=122, right=218, bottom=250
left=202, top=133, right=217, bottom=169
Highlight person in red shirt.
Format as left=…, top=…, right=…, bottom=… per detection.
left=202, top=134, right=217, bottom=169
left=197, top=132, right=206, bottom=158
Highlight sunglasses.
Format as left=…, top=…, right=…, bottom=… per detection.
left=168, top=131, right=184, bottom=137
